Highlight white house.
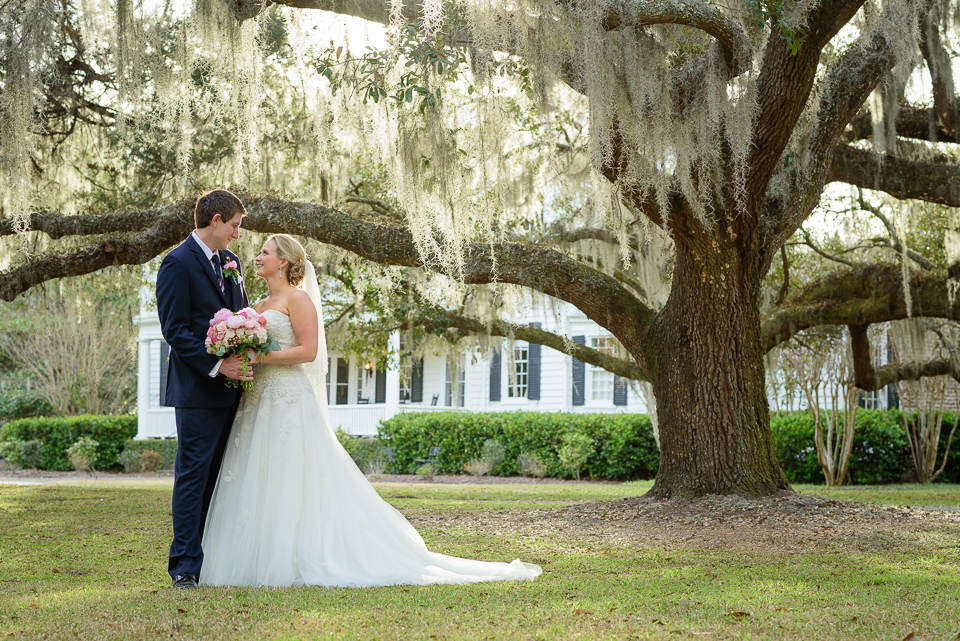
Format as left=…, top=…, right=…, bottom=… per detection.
left=134, top=290, right=651, bottom=438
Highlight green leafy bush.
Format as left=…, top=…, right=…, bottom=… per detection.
left=0, top=439, right=23, bottom=470
left=66, top=436, right=99, bottom=472
left=936, top=412, right=960, bottom=483
left=0, top=415, right=137, bottom=471
left=117, top=449, right=141, bottom=473
left=480, top=438, right=506, bottom=473
left=771, top=410, right=914, bottom=485
left=559, top=431, right=594, bottom=480
left=334, top=430, right=380, bottom=473
left=120, top=439, right=178, bottom=471
left=19, top=440, right=43, bottom=469
left=0, top=389, right=53, bottom=421
left=377, top=412, right=659, bottom=480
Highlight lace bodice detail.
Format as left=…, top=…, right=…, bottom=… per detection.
left=260, top=308, right=298, bottom=349
left=237, top=309, right=314, bottom=410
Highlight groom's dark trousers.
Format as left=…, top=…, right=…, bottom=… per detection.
left=156, top=234, right=247, bottom=581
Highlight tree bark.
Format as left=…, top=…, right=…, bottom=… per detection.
left=645, top=231, right=790, bottom=498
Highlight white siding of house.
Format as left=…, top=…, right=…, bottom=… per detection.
left=135, top=295, right=651, bottom=440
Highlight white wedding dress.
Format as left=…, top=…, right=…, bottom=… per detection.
left=201, top=309, right=542, bottom=587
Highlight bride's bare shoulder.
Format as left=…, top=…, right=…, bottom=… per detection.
left=287, top=290, right=317, bottom=319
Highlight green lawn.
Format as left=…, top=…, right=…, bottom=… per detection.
left=1, top=480, right=958, bottom=639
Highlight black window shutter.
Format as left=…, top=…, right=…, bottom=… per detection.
left=336, top=358, right=349, bottom=405
left=572, top=335, right=585, bottom=406
left=887, top=384, right=899, bottom=409
left=613, top=374, right=627, bottom=406
left=374, top=366, right=387, bottom=403
left=489, top=347, right=501, bottom=402
left=411, top=357, right=424, bottom=403
left=527, top=323, right=541, bottom=400
left=159, top=341, right=170, bottom=407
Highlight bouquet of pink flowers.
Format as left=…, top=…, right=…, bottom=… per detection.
left=205, top=307, right=280, bottom=389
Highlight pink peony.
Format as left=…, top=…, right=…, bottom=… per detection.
left=225, top=260, right=238, bottom=270
left=244, top=320, right=257, bottom=329
left=226, top=315, right=246, bottom=329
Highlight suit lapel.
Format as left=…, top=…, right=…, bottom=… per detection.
left=222, top=250, right=242, bottom=310
left=187, top=235, right=228, bottom=306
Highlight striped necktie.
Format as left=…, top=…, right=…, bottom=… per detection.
left=212, top=255, right=224, bottom=294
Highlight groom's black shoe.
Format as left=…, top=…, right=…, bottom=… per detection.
left=172, top=573, right=198, bottom=590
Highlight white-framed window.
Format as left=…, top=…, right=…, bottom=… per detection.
left=445, top=357, right=466, bottom=407
left=589, top=336, right=615, bottom=402
left=507, top=344, right=529, bottom=398
left=860, top=389, right=881, bottom=409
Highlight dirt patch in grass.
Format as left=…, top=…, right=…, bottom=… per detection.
left=409, top=491, right=960, bottom=554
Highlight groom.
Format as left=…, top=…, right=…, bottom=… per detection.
left=156, top=189, right=251, bottom=589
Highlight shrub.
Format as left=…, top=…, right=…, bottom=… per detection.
left=464, top=459, right=492, bottom=476
left=19, top=440, right=43, bottom=469
left=517, top=452, right=546, bottom=478
left=481, top=438, right=506, bottom=474
left=66, top=436, right=99, bottom=472
left=139, top=450, right=163, bottom=472
left=771, top=410, right=913, bottom=485
left=0, top=439, right=23, bottom=470
left=414, top=463, right=435, bottom=478
left=377, top=412, right=659, bottom=481
left=0, top=415, right=137, bottom=471
left=559, top=431, right=595, bottom=480
left=334, top=430, right=380, bottom=472
left=936, top=412, right=960, bottom=483
left=121, top=439, right=178, bottom=470
left=0, top=389, right=53, bottom=421
left=117, top=449, right=141, bottom=473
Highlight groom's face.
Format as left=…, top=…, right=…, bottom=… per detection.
left=210, top=213, right=242, bottom=251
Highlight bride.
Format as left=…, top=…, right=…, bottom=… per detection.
left=200, top=234, right=542, bottom=587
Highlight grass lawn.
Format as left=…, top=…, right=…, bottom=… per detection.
left=1, top=479, right=958, bottom=640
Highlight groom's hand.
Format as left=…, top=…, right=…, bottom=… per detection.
left=220, top=353, right=254, bottom=382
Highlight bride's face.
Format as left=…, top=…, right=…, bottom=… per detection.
left=255, top=240, right=286, bottom=280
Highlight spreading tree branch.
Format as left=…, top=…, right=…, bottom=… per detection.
left=406, top=307, right=649, bottom=380
left=849, top=323, right=960, bottom=389
left=0, top=196, right=656, bottom=365
left=748, top=0, right=869, bottom=214
left=847, top=105, right=960, bottom=144
left=763, top=262, right=960, bottom=350
left=827, top=144, right=960, bottom=207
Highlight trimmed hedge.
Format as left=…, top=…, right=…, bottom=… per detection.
left=377, top=412, right=659, bottom=480
left=380, top=409, right=960, bottom=484
left=0, top=415, right=137, bottom=471
left=121, top=439, right=179, bottom=471
left=771, top=409, right=960, bottom=484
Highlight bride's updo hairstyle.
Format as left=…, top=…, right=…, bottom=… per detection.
left=268, top=234, right=308, bottom=287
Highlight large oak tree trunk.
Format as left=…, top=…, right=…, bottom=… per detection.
left=645, top=233, right=791, bottom=499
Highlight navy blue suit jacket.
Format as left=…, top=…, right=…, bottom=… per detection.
left=156, top=235, right=250, bottom=408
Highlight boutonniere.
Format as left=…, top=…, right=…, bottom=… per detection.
left=223, top=259, right=242, bottom=285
